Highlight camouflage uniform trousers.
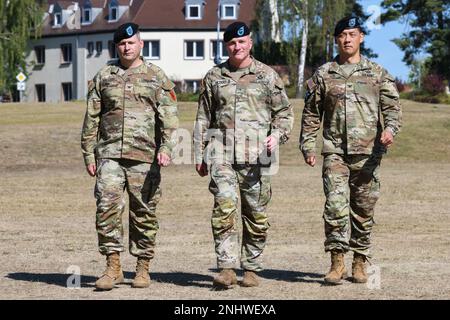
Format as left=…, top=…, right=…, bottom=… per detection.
left=95, top=158, right=161, bottom=259
left=208, top=162, right=272, bottom=272
left=322, top=152, right=382, bottom=258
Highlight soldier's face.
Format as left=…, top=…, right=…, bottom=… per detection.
left=335, top=28, right=364, bottom=57
left=225, top=35, right=253, bottom=63
left=116, top=34, right=143, bottom=62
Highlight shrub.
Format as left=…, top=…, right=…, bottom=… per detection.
left=422, top=74, right=446, bottom=95
left=395, top=78, right=407, bottom=92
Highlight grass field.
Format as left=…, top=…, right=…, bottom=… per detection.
left=0, top=99, right=449, bottom=300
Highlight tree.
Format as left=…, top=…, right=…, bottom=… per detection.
left=252, top=0, right=377, bottom=96
left=381, top=0, right=450, bottom=82
left=269, top=0, right=281, bottom=43
left=0, top=0, right=44, bottom=96
left=297, top=0, right=308, bottom=98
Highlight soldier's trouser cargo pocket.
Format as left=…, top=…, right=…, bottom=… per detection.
left=209, top=162, right=270, bottom=272
left=95, top=158, right=161, bottom=259
left=322, top=153, right=381, bottom=257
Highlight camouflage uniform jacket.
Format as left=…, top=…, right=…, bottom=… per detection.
left=300, top=56, right=402, bottom=158
left=194, top=58, right=294, bottom=164
left=81, top=59, right=178, bottom=166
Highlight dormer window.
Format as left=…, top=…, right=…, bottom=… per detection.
left=109, top=0, right=119, bottom=22
left=110, top=6, right=118, bottom=20
left=82, top=7, right=92, bottom=23
left=222, top=4, right=236, bottom=19
left=187, top=5, right=201, bottom=19
left=185, top=0, right=204, bottom=20
left=220, top=0, right=240, bottom=20
left=54, top=12, right=62, bottom=26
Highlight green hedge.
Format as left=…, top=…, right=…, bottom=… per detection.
left=400, top=91, right=450, bottom=105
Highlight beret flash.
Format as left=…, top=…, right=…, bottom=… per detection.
left=113, top=23, right=140, bottom=44
left=223, top=21, right=250, bottom=43
left=334, top=16, right=364, bottom=37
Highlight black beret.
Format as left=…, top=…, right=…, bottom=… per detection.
left=113, top=23, right=139, bottom=44
left=223, top=21, right=250, bottom=43
left=334, top=16, right=364, bottom=36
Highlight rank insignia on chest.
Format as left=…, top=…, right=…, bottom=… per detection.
left=215, top=80, right=230, bottom=87
left=125, top=83, right=133, bottom=91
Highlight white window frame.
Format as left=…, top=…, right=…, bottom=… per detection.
left=81, top=7, right=92, bottom=24
left=34, top=46, right=46, bottom=65
left=210, top=40, right=229, bottom=60
left=87, top=42, right=94, bottom=56
left=184, top=40, right=204, bottom=60
left=96, top=41, right=103, bottom=56
left=221, top=4, right=237, bottom=20
left=53, top=12, right=62, bottom=27
left=35, top=84, right=46, bottom=102
left=62, top=82, right=73, bottom=101
left=109, top=5, right=118, bottom=22
left=61, top=44, right=72, bottom=64
left=108, top=41, right=118, bottom=59
left=186, top=4, right=201, bottom=20
left=142, top=40, right=160, bottom=60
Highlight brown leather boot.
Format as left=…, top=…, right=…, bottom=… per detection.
left=213, top=269, right=237, bottom=289
left=95, top=252, right=124, bottom=290
left=324, top=251, right=348, bottom=285
left=132, top=257, right=151, bottom=288
left=352, top=253, right=368, bottom=283
left=241, top=270, right=260, bottom=287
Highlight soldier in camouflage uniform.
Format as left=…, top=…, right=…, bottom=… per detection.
left=300, top=16, right=402, bottom=285
left=194, top=22, right=294, bottom=289
left=81, top=23, right=178, bottom=290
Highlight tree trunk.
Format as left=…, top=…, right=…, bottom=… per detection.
left=296, top=0, right=308, bottom=98
left=269, top=0, right=281, bottom=43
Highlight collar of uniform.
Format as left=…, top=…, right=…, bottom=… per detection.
left=353, top=56, right=371, bottom=72
left=221, top=57, right=257, bottom=77
left=329, top=55, right=370, bottom=77
left=111, top=57, right=146, bottom=76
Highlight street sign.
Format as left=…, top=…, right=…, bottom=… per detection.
left=16, top=72, right=27, bottom=82
left=17, top=82, right=26, bottom=91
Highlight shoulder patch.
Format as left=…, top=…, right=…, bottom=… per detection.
left=169, top=89, right=177, bottom=102
left=88, top=80, right=95, bottom=93
left=162, top=79, right=175, bottom=91
left=304, top=78, right=318, bottom=101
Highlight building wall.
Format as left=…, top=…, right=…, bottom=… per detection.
left=24, top=30, right=227, bottom=103
left=25, top=33, right=114, bottom=103
left=140, top=31, right=225, bottom=82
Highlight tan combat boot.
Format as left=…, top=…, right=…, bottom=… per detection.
left=95, top=252, right=124, bottom=290
left=324, top=251, right=348, bottom=285
left=132, top=257, right=151, bottom=288
left=213, top=269, right=237, bottom=289
left=352, top=253, right=368, bottom=283
left=241, top=270, right=260, bottom=287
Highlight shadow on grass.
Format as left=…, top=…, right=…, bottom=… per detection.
left=259, top=269, right=324, bottom=284
left=6, top=268, right=325, bottom=290
left=5, top=272, right=96, bottom=288
left=6, top=271, right=214, bottom=289
left=209, top=268, right=324, bottom=285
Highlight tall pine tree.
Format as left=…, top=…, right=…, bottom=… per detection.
left=381, top=0, right=450, bottom=82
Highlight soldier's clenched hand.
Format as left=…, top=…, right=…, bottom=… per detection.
left=380, top=129, right=394, bottom=148
left=196, top=163, right=208, bottom=177
left=157, top=152, right=171, bottom=167
left=264, top=136, right=278, bottom=153
left=305, top=155, right=316, bottom=167
left=86, top=164, right=97, bottom=177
